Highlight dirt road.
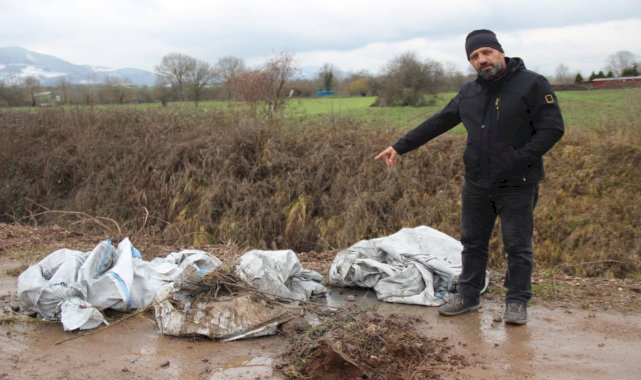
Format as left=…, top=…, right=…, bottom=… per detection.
left=1, top=223, right=640, bottom=379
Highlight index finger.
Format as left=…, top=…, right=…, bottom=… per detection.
left=374, top=147, right=391, bottom=160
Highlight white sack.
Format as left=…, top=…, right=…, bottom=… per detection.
left=154, top=266, right=294, bottom=341
left=154, top=250, right=327, bottom=340
left=17, top=238, right=221, bottom=330
left=235, top=249, right=327, bottom=301
left=329, top=226, right=489, bottom=306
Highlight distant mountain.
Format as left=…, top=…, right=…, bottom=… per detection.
left=0, top=47, right=155, bottom=87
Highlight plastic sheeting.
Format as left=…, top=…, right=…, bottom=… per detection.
left=154, top=249, right=327, bottom=341
left=236, top=249, right=327, bottom=301
left=17, top=238, right=220, bottom=331
left=329, top=226, right=489, bottom=306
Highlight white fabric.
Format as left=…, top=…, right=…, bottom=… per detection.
left=329, top=226, right=489, bottom=306
left=235, top=249, right=327, bottom=301
left=17, top=238, right=221, bottom=331
left=154, top=249, right=327, bottom=340
left=59, top=297, right=107, bottom=331
left=17, top=239, right=326, bottom=335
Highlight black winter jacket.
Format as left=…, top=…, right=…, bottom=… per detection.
left=392, top=57, right=564, bottom=188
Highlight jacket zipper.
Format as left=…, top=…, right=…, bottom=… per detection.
left=480, top=94, right=493, bottom=182
left=495, top=96, right=526, bottom=182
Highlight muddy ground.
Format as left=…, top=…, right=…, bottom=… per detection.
left=1, top=223, right=640, bottom=379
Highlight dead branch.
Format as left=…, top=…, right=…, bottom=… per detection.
left=53, top=295, right=170, bottom=346
left=22, top=199, right=122, bottom=237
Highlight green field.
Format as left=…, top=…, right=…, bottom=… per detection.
left=5, top=87, right=640, bottom=140
left=198, top=87, right=641, bottom=138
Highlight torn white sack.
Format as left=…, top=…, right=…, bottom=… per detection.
left=17, top=238, right=221, bottom=331
left=154, top=249, right=327, bottom=340
left=329, top=226, right=489, bottom=306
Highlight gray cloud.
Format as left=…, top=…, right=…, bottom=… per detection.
left=1, top=0, right=640, bottom=77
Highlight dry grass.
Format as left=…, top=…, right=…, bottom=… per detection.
left=276, top=309, right=466, bottom=379
left=0, top=104, right=639, bottom=276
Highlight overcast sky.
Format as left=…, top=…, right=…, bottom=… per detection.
left=2, top=0, right=641, bottom=78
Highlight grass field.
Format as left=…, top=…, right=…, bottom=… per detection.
left=164, top=87, right=641, bottom=139
left=5, top=87, right=640, bottom=141
left=125, top=87, right=641, bottom=139
left=286, top=93, right=457, bottom=130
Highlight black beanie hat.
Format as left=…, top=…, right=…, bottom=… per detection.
left=465, top=29, right=503, bottom=59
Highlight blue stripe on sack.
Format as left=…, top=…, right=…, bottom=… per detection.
left=131, top=246, right=142, bottom=259
left=109, top=272, right=132, bottom=311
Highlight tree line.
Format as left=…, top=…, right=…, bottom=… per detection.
left=1, top=49, right=639, bottom=108
left=554, top=50, right=640, bottom=85
left=152, top=51, right=471, bottom=110
left=0, top=50, right=472, bottom=109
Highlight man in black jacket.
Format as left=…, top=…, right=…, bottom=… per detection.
left=375, top=29, right=564, bottom=324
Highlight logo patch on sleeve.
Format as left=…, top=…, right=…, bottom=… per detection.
left=545, top=94, right=555, bottom=104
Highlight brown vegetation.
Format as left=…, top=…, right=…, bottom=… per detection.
left=277, top=310, right=468, bottom=379
left=0, top=106, right=639, bottom=276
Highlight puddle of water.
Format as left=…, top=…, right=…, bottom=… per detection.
left=0, top=314, right=286, bottom=379
left=219, top=354, right=271, bottom=369
left=3, top=275, right=641, bottom=380
left=211, top=356, right=275, bottom=379
left=0, top=261, right=21, bottom=298
left=321, top=287, right=641, bottom=380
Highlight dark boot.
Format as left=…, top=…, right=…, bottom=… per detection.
left=504, top=302, right=527, bottom=325
left=438, top=294, right=481, bottom=316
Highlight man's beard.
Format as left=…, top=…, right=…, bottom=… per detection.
left=477, top=61, right=504, bottom=80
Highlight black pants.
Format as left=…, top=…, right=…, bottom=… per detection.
left=457, top=180, right=539, bottom=305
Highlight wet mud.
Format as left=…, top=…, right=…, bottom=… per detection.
left=2, top=284, right=641, bottom=379
left=2, top=253, right=641, bottom=379
left=327, top=289, right=641, bottom=380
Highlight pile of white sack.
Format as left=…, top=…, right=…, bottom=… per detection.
left=17, top=225, right=486, bottom=334
left=329, top=226, right=489, bottom=306
left=17, top=239, right=326, bottom=332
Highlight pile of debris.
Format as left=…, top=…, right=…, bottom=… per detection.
left=276, top=309, right=470, bottom=379
left=154, top=249, right=326, bottom=341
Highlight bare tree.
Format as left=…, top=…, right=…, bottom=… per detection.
left=215, top=56, right=246, bottom=100
left=103, top=76, right=132, bottom=104
left=605, top=51, right=639, bottom=77
left=56, top=77, right=72, bottom=105
left=237, top=70, right=266, bottom=113
left=0, top=81, right=10, bottom=107
left=185, top=59, right=219, bottom=106
left=235, top=52, right=298, bottom=116
left=441, top=61, right=468, bottom=91
left=154, top=53, right=196, bottom=101
left=424, top=58, right=445, bottom=91
left=374, top=52, right=444, bottom=107
left=23, top=76, right=41, bottom=107
left=261, top=52, right=298, bottom=114
left=554, top=63, right=573, bottom=85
